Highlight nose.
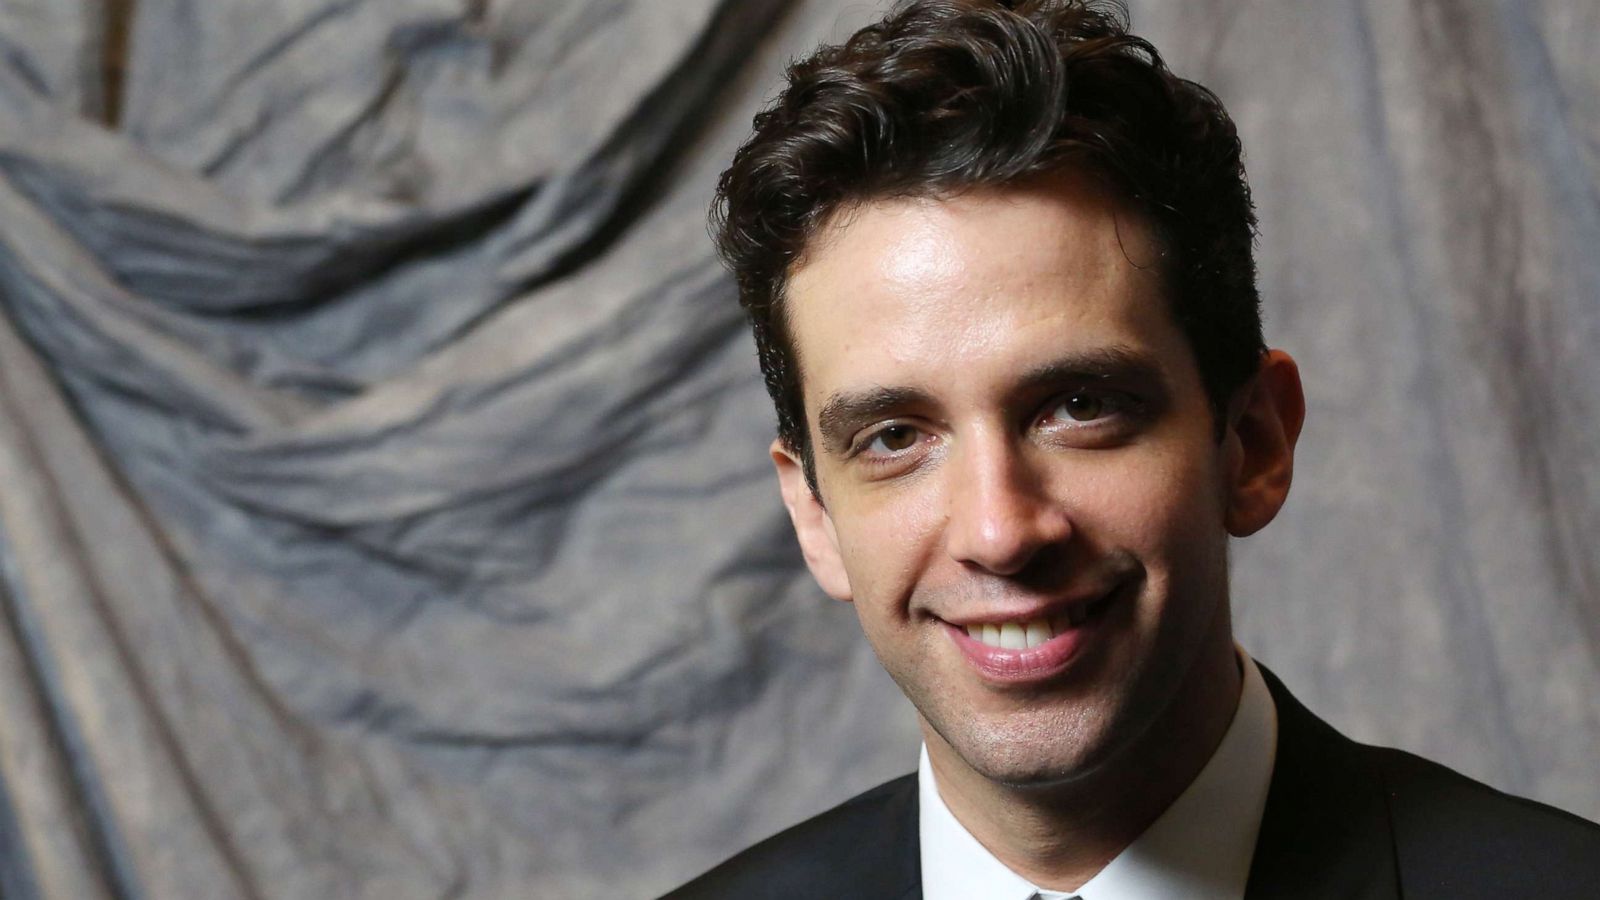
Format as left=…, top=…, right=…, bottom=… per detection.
left=943, top=436, right=1073, bottom=576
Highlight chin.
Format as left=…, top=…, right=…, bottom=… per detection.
left=930, top=704, right=1129, bottom=788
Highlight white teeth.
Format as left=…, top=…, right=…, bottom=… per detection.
left=965, top=617, right=1058, bottom=649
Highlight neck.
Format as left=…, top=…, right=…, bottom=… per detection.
left=924, top=628, right=1243, bottom=892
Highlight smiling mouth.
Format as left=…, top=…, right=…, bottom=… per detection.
left=942, top=580, right=1129, bottom=684
left=960, top=591, right=1120, bottom=650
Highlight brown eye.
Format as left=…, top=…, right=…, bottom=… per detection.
left=869, top=425, right=920, bottom=453
left=1059, top=393, right=1103, bottom=421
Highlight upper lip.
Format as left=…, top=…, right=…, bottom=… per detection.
left=935, top=579, right=1125, bottom=628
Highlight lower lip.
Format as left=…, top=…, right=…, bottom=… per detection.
left=945, top=589, right=1121, bottom=685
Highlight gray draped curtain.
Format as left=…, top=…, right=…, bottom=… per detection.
left=0, top=1, right=1593, bottom=898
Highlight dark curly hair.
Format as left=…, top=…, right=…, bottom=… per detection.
left=712, top=0, right=1264, bottom=491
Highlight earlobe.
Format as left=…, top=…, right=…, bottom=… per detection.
left=1223, top=350, right=1306, bottom=537
left=771, top=440, right=854, bottom=601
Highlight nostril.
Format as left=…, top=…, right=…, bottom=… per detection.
left=950, top=506, right=1073, bottom=576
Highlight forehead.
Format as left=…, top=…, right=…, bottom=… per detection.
left=784, top=179, right=1183, bottom=413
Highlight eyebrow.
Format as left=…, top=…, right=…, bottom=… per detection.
left=1012, top=345, right=1165, bottom=394
left=813, top=345, right=1166, bottom=455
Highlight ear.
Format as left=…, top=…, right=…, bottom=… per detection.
left=1222, top=349, right=1306, bottom=537
left=771, top=439, right=854, bottom=601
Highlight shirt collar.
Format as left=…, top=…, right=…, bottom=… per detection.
left=919, top=648, right=1279, bottom=900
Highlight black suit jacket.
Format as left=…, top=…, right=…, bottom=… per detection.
left=664, top=666, right=1600, bottom=899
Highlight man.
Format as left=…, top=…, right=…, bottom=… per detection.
left=667, top=1, right=1600, bottom=897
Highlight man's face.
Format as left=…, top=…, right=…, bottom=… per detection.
left=776, top=179, right=1244, bottom=787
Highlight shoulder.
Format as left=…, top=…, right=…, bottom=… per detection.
left=1254, top=662, right=1600, bottom=898
left=660, top=773, right=920, bottom=899
left=1363, top=744, right=1600, bottom=897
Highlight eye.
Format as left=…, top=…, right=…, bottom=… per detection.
left=1055, top=393, right=1105, bottom=422
left=1035, top=388, right=1144, bottom=440
left=847, top=421, right=937, bottom=478
left=1044, top=391, right=1112, bottom=424
left=865, top=424, right=921, bottom=454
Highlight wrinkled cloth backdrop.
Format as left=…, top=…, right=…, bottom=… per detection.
left=0, top=1, right=1595, bottom=898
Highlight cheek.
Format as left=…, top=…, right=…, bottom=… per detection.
left=1112, top=451, right=1231, bottom=622
left=830, top=483, right=946, bottom=613
left=1065, top=446, right=1227, bottom=555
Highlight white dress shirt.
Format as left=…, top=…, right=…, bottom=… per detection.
left=919, top=649, right=1278, bottom=900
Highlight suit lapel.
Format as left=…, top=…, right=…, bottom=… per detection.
left=1245, top=665, right=1401, bottom=899
left=884, top=772, right=922, bottom=900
